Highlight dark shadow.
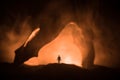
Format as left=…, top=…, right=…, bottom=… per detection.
left=0, top=62, right=119, bottom=80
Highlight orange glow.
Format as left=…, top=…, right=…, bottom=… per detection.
left=64, top=56, right=73, bottom=64
left=24, top=57, right=39, bottom=66
left=24, top=22, right=83, bottom=67
left=24, top=27, right=40, bottom=47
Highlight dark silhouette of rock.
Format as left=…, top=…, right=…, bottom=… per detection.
left=0, top=63, right=119, bottom=80
left=82, top=43, right=95, bottom=69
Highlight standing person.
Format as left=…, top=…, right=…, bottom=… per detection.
left=57, top=55, right=61, bottom=64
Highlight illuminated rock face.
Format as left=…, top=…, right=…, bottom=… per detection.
left=37, top=22, right=83, bottom=67
left=25, top=22, right=95, bottom=69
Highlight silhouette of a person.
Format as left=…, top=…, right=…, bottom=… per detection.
left=57, top=55, right=61, bottom=64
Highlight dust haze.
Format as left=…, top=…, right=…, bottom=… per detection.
left=0, top=0, right=120, bottom=68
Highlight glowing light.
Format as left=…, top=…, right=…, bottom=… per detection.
left=24, top=22, right=83, bottom=67
left=24, top=57, right=39, bottom=66
left=64, top=56, right=72, bottom=64
left=24, top=27, right=40, bottom=47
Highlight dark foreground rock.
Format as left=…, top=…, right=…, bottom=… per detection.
left=0, top=63, right=119, bottom=80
